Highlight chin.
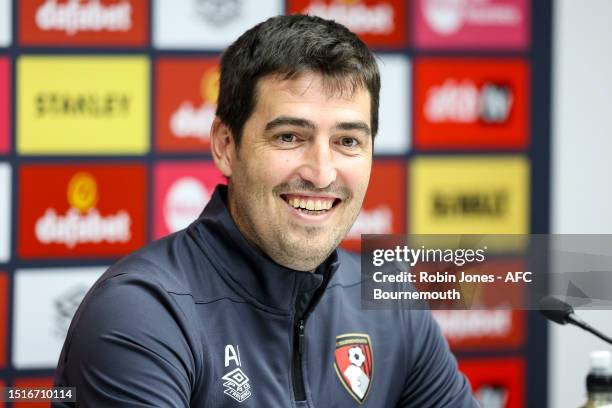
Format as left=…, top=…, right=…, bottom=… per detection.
left=276, top=245, right=331, bottom=271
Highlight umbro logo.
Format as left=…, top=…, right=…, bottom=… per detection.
left=222, top=344, right=252, bottom=403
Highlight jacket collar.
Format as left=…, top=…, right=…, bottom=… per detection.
left=188, top=185, right=340, bottom=314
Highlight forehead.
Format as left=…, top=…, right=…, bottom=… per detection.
left=252, top=72, right=371, bottom=118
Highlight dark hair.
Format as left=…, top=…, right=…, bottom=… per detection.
left=216, top=14, right=380, bottom=146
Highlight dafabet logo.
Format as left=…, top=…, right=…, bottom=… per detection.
left=432, top=259, right=525, bottom=350
left=18, top=164, right=146, bottom=258
left=19, top=0, right=148, bottom=46
left=435, top=309, right=525, bottom=351
left=156, top=59, right=220, bottom=152
left=17, top=56, right=149, bottom=155
left=289, top=0, right=407, bottom=48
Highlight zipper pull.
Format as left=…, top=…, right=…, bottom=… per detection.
left=297, top=319, right=305, bottom=353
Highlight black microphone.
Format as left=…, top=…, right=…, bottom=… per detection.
left=539, top=296, right=612, bottom=345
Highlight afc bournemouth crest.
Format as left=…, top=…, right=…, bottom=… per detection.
left=334, top=333, right=373, bottom=404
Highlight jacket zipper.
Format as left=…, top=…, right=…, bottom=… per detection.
left=292, top=317, right=307, bottom=401
left=291, top=264, right=336, bottom=403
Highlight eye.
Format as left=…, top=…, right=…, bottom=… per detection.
left=277, top=133, right=297, bottom=144
left=339, top=137, right=359, bottom=148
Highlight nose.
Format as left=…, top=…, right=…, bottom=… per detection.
left=297, top=138, right=338, bottom=189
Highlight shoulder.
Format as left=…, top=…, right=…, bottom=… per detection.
left=55, top=257, right=200, bottom=407
left=97, top=230, right=196, bottom=292
left=65, top=261, right=201, bottom=356
left=93, top=226, right=225, bottom=302
left=60, top=230, right=209, bottom=362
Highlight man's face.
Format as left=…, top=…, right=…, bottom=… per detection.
left=217, top=72, right=372, bottom=271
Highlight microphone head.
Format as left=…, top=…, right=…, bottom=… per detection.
left=539, top=296, right=575, bottom=325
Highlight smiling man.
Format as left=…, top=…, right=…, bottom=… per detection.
left=213, top=71, right=372, bottom=272
left=54, top=15, right=477, bottom=407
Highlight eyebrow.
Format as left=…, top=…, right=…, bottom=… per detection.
left=265, top=116, right=315, bottom=131
left=333, top=121, right=371, bottom=136
left=264, top=115, right=371, bottom=136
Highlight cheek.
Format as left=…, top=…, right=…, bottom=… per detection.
left=344, top=159, right=372, bottom=195
left=240, top=156, right=290, bottom=197
left=259, top=153, right=297, bottom=181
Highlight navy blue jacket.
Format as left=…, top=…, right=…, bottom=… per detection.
left=54, top=185, right=477, bottom=407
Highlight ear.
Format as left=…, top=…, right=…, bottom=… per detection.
left=210, top=116, right=235, bottom=177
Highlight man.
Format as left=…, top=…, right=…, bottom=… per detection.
left=54, top=15, right=477, bottom=407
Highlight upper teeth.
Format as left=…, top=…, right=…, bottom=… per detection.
left=287, top=197, right=334, bottom=211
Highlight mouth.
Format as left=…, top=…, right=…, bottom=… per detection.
left=280, top=194, right=342, bottom=216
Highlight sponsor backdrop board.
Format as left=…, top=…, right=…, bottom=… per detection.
left=0, top=0, right=10, bottom=47
left=12, top=267, right=106, bottom=369
left=410, top=156, right=530, bottom=234
left=412, top=0, right=530, bottom=50
left=0, top=273, right=7, bottom=369
left=153, top=161, right=226, bottom=239
left=155, top=58, right=220, bottom=153
left=342, top=160, right=406, bottom=252
left=18, top=164, right=147, bottom=259
left=459, top=358, right=526, bottom=408
left=153, top=0, right=284, bottom=49
left=0, top=58, right=8, bottom=154
left=435, top=309, right=526, bottom=351
left=0, top=163, right=10, bottom=263
left=431, top=253, right=527, bottom=351
left=18, top=0, right=149, bottom=46
left=0, top=1, right=552, bottom=406
left=17, top=56, right=150, bottom=155
left=288, top=0, right=408, bottom=48
left=414, top=58, right=529, bottom=151
left=374, top=54, right=411, bottom=155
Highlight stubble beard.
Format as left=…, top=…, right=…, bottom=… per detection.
left=274, top=222, right=345, bottom=271
left=228, top=181, right=361, bottom=272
